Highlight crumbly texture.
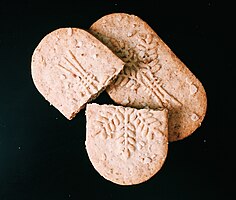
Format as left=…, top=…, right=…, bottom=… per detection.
left=31, top=28, right=124, bottom=119
left=85, top=103, right=168, bottom=185
left=89, top=13, right=207, bottom=141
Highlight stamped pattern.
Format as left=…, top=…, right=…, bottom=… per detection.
left=94, top=106, right=164, bottom=160
left=94, top=30, right=182, bottom=109
left=57, top=50, right=99, bottom=96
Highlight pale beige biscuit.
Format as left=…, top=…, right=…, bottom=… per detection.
left=85, top=103, right=168, bottom=185
left=31, top=28, right=124, bottom=119
left=89, top=13, right=207, bottom=141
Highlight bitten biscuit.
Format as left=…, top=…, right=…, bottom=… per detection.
left=85, top=103, right=168, bottom=185
left=89, top=13, right=207, bottom=141
left=31, top=28, right=124, bottom=119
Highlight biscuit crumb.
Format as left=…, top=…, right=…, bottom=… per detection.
left=77, top=41, right=83, bottom=48
left=143, top=157, right=152, bottom=164
left=67, top=28, right=73, bottom=36
left=121, top=99, right=129, bottom=105
left=93, top=54, right=98, bottom=59
left=101, top=153, right=107, bottom=161
left=137, top=141, right=145, bottom=150
left=190, top=84, right=198, bottom=95
left=60, top=74, right=66, bottom=80
left=127, top=31, right=136, bottom=37
left=127, top=32, right=132, bottom=37
left=185, top=77, right=192, bottom=84
left=191, top=113, right=199, bottom=121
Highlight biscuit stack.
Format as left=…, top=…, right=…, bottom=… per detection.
left=31, top=13, right=207, bottom=185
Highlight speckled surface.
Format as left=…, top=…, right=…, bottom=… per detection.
left=86, top=103, right=168, bottom=185
left=0, top=1, right=233, bottom=199
left=90, top=13, right=207, bottom=142
left=31, top=28, right=124, bottom=119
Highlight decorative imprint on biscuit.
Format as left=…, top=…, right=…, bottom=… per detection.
left=96, top=32, right=182, bottom=109
left=94, top=107, right=164, bottom=160
left=57, top=50, right=99, bottom=96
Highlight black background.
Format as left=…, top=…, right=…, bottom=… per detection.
left=0, top=1, right=235, bottom=199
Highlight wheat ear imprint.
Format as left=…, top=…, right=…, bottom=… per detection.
left=122, top=66, right=182, bottom=108
left=94, top=107, right=164, bottom=160
left=98, top=31, right=182, bottom=109
left=57, top=50, right=99, bottom=95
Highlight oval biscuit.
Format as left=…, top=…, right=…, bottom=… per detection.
left=89, top=13, right=207, bottom=141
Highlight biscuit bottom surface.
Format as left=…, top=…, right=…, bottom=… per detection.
left=85, top=103, right=168, bottom=185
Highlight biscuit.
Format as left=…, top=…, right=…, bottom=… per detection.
left=31, top=28, right=124, bottom=119
left=85, top=103, right=168, bottom=185
left=89, top=13, right=207, bottom=141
